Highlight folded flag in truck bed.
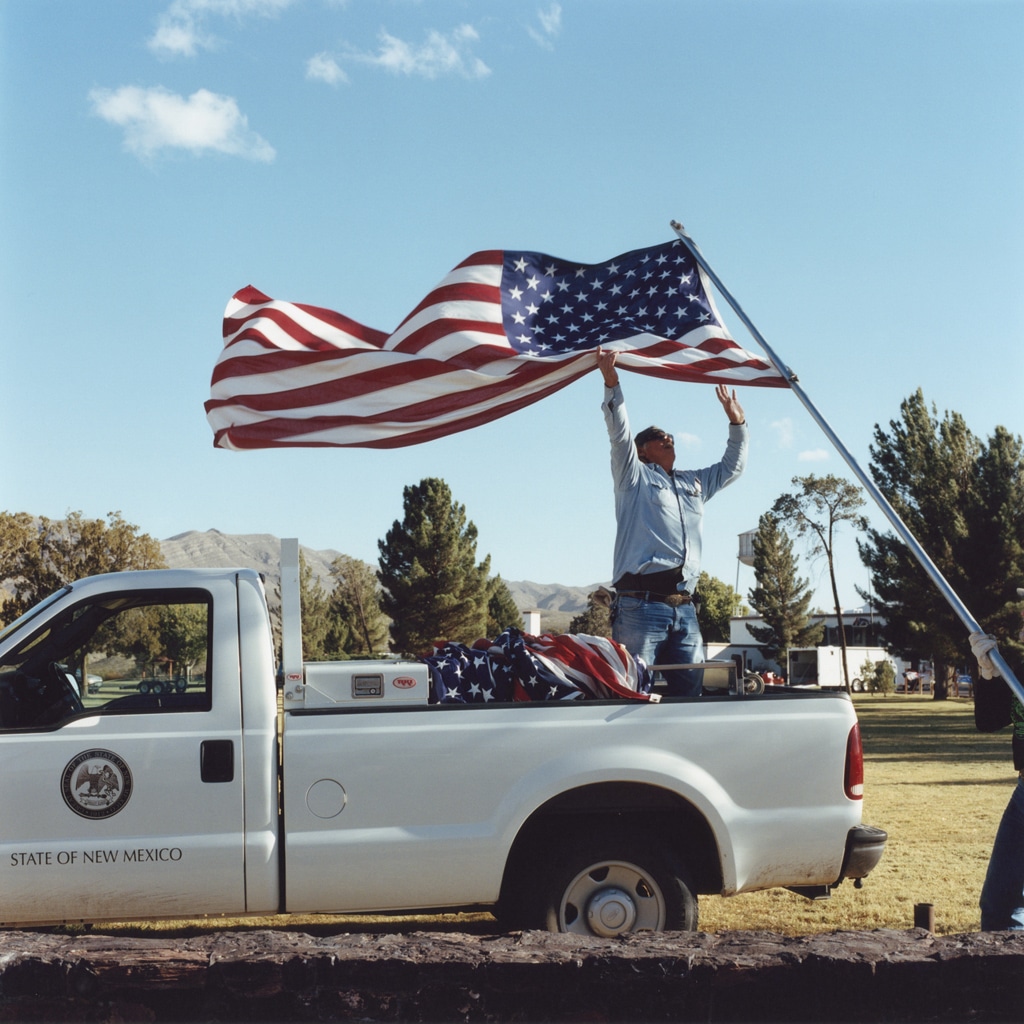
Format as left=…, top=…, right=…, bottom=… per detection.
left=206, top=239, right=788, bottom=450
left=425, top=628, right=655, bottom=703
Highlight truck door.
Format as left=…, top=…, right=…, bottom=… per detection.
left=0, top=583, right=246, bottom=926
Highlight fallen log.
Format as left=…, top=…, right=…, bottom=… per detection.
left=0, top=928, right=1021, bottom=1022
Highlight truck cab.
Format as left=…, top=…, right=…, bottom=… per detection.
left=0, top=569, right=278, bottom=925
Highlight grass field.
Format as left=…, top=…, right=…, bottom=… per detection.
left=82, top=692, right=1014, bottom=940
left=699, top=692, right=1012, bottom=935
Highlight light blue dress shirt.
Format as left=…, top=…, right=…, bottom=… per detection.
left=602, top=383, right=748, bottom=593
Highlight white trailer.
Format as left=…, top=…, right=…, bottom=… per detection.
left=788, top=646, right=906, bottom=692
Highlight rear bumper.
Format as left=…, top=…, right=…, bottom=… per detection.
left=837, top=824, right=888, bottom=881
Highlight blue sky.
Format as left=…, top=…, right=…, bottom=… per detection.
left=2, top=0, right=1022, bottom=613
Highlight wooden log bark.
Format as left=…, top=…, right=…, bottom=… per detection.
left=0, top=928, right=1021, bottom=1022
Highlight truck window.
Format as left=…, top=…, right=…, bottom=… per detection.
left=0, top=589, right=213, bottom=729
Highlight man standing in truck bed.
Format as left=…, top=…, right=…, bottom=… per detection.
left=598, top=349, right=748, bottom=696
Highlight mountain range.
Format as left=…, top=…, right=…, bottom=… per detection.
left=160, top=530, right=595, bottom=633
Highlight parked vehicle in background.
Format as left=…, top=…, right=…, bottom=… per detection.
left=74, top=670, right=103, bottom=695
left=788, top=646, right=905, bottom=692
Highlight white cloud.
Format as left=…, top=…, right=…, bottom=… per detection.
left=770, top=416, right=795, bottom=448
left=797, top=448, right=831, bottom=462
left=345, top=24, right=491, bottom=80
left=528, top=3, right=562, bottom=49
left=149, top=0, right=295, bottom=58
left=306, top=52, right=349, bottom=86
left=149, top=21, right=210, bottom=58
left=89, top=86, right=275, bottom=162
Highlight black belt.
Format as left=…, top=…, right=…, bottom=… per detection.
left=616, top=590, right=692, bottom=606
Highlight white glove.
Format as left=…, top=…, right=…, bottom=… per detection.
left=969, top=631, right=1000, bottom=680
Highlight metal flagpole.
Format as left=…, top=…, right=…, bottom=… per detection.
left=670, top=220, right=1024, bottom=704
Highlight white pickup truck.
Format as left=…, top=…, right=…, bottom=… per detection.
left=0, top=541, right=885, bottom=936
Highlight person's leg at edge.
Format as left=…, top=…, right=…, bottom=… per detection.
left=980, top=775, right=1024, bottom=930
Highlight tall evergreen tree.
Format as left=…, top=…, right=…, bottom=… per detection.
left=299, top=554, right=348, bottom=660
left=746, top=512, right=823, bottom=672
left=377, top=478, right=490, bottom=656
left=330, top=554, right=389, bottom=656
left=486, top=575, right=523, bottom=637
left=859, top=390, right=1024, bottom=697
left=772, top=475, right=867, bottom=690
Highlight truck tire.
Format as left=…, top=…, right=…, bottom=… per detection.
left=541, top=836, right=697, bottom=936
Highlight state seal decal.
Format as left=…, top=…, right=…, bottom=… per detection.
left=61, top=749, right=133, bottom=819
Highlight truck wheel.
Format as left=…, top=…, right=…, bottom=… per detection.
left=541, top=837, right=697, bottom=936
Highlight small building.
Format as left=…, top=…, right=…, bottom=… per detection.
left=729, top=608, right=884, bottom=649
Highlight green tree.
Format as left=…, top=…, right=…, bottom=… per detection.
left=486, top=576, right=523, bottom=637
left=377, top=478, right=490, bottom=656
left=0, top=512, right=34, bottom=624
left=772, top=475, right=867, bottom=691
left=746, top=512, right=824, bottom=672
left=696, top=571, right=741, bottom=644
left=300, top=554, right=348, bottom=661
left=330, top=554, right=390, bottom=656
left=159, top=603, right=208, bottom=681
left=0, top=511, right=165, bottom=626
left=859, top=391, right=1024, bottom=697
left=862, top=657, right=895, bottom=696
left=569, top=588, right=613, bottom=637
left=100, top=604, right=163, bottom=673
left=0, top=512, right=33, bottom=577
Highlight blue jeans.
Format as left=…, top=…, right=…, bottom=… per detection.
left=980, top=775, right=1024, bottom=930
left=612, top=596, right=704, bottom=697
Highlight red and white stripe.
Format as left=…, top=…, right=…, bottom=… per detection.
left=205, top=250, right=787, bottom=450
left=528, top=633, right=657, bottom=701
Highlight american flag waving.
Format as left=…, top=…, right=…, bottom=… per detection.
left=206, top=239, right=787, bottom=450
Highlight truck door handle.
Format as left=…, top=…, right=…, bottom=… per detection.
left=200, top=739, right=235, bottom=783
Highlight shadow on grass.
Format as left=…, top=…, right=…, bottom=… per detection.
left=856, top=696, right=1009, bottom=763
